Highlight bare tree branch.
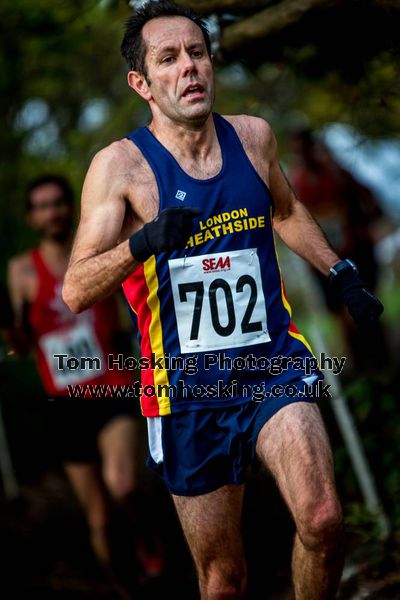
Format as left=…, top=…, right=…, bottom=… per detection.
left=221, top=0, right=337, bottom=51
left=176, top=0, right=274, bottom=14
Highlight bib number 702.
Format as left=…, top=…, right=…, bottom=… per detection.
left=179, top=275, right=263, bottom=340
left=169, top=249, right=270, bottom=353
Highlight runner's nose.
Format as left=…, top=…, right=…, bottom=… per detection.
left=181, top=52, right=197, bottom=77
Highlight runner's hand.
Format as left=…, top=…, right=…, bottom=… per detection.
left=329, top=260, right=383, bottom=325
left=129, top=207, right=201, bottom=263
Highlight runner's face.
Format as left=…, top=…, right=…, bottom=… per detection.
left=142, top=17, right=214, bottom=123
left=28, top=183, right=74, bottom=240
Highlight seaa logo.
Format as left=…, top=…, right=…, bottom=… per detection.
left=202, top=256, right=231, bottom=272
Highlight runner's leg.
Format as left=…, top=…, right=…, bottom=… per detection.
left=173, top=484, right=247, bottom=600
left=98, top=414, right=165, bottom=577
left=97, top=416, right=142, bottom=501
left=64, top=463, right=111, bottom=564
left=256, top=402, right=344, bottom=600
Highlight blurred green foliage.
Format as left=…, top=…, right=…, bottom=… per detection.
left=1, top=0, right=141, bottom=270
left=2, top=0, right=399, bottom=273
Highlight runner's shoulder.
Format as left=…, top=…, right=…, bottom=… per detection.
left=88, top=138, right=148, bottom=185
left=8, top=251, right=34, bottom=274
left=222, top=114, right=276, bottom=154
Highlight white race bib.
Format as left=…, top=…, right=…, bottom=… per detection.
left=39, top=321, right=105, bottom=390
left=169, top=248, right=270, bottom=353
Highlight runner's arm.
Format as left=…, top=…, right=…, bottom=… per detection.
left=62, top=149, right=140, bottom=314
left=268, top=130, right=340, bottom=275
left=264, top=124, right=383, bottom=323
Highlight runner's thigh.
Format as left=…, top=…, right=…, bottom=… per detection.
left=255, top=403, right=339, bottom=522
left=172, top=484, right=245, bottom=575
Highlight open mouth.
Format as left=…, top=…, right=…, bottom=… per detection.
left=182, top=83, right=205, bottom=99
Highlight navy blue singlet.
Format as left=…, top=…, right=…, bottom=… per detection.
left=122, top=113, right=318, bottom=416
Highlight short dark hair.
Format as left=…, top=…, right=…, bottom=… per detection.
left=121, top=0, right=211, bottom=77
left=26, top=174, right=74, bottom=211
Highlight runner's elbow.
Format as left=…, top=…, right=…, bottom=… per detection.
left=62, top=278, right=86, bottom=314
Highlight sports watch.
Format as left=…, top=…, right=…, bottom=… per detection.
left=328, top=258, right=358, bottom=285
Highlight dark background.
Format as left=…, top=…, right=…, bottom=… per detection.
left=1, top=1, right=400, bottom=597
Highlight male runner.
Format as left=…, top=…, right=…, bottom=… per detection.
left=7, top=175, right=162, bottom=592
left=63, top=2, right=383, bottom=598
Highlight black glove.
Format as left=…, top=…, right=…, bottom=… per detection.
left=129, top=207, right=202, bottom=263
left=328, top=259, right=384, bottom=325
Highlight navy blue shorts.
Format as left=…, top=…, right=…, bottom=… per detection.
left=146, top=379, right=320, bottom=496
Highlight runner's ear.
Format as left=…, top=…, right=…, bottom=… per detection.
left=127, top=70, right=152, bottom=102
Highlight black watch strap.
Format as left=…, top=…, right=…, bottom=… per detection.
left=329, top=259, right=358, bottom=284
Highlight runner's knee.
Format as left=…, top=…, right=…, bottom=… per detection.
left=102, top=464, right=138, bottom=501
left=297, top=495, right=343, bottom=552
left=199, top=558, right=247, bottom=599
